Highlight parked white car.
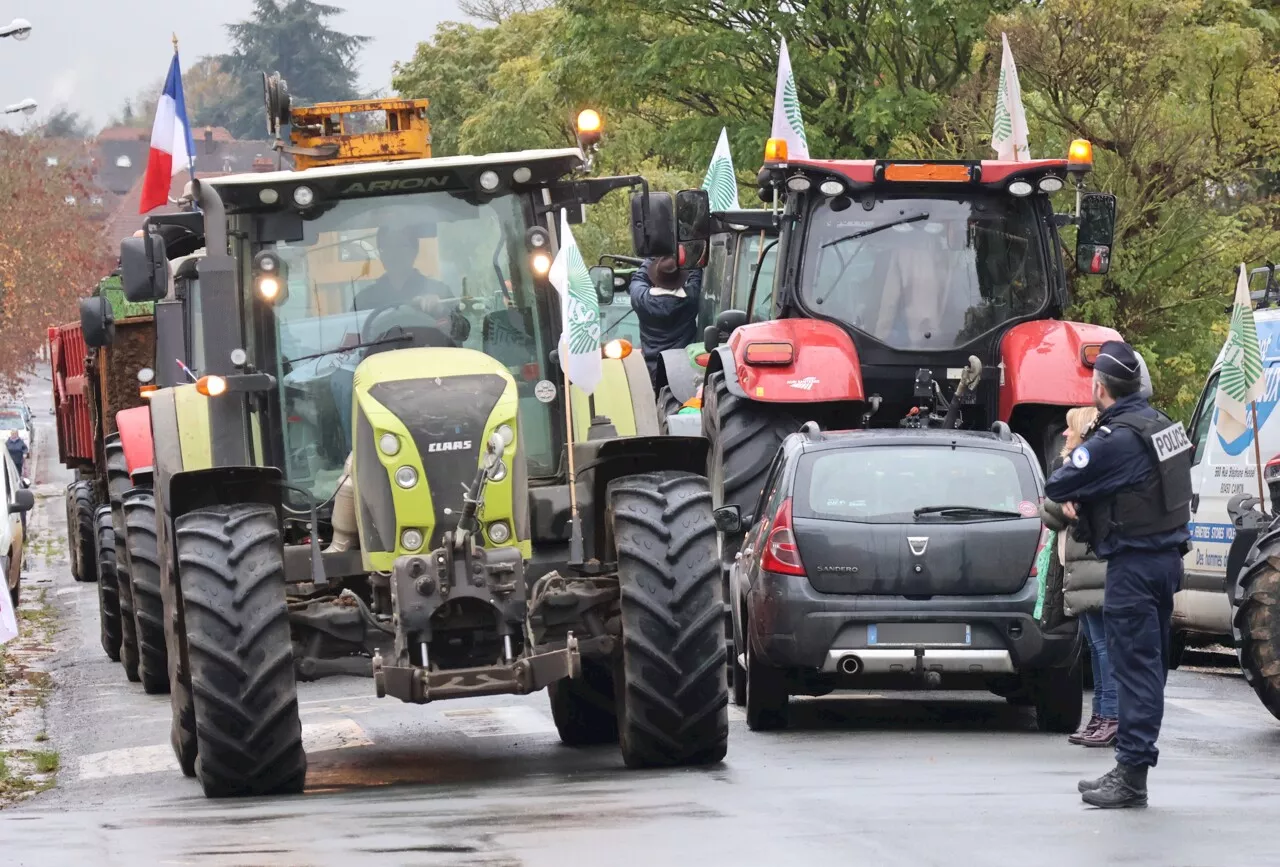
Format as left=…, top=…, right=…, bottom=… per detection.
left=2, top=448, right=33, bottom=606
left=0, top=403, right=32, bottom=447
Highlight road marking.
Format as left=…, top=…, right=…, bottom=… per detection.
left=75, top=719, right=372, bottom=780
left=441, top=705, right=557, bottom=738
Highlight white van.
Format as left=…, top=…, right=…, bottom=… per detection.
left=1178, top=303, right=1280, bottom=660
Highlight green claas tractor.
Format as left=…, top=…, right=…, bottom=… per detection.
left=113, top=85, right=727, bottom=799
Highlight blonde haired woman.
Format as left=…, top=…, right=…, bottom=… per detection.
left=1042, top=406, right=1116, bottom=747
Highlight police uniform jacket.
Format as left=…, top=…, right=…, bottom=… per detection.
left=1044, top=394, right=1192, bottom=559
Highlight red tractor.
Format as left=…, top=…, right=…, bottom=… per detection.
left=695, top=139, right=1121, bottom=543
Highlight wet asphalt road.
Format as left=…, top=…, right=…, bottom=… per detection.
left=7, top=373, right=1280, bottom=866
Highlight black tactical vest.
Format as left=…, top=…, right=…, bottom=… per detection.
left=1082, top=411, right=1193, bottom=543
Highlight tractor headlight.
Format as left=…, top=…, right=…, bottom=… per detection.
left=379, top=433, right=401, bottom=456
left=400, top=528, right=425, bottom=551
left=293, top=185, right=315, bottom=208
left=394, top=465, right=418, bottom=488
left=488, top=460, right=507, bottom=482
left=495, top=424, right=514, bottom=447
left=487, top=521, right=511, bottom=544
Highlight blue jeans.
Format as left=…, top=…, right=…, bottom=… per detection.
left=1082, top=610, right=1118, bottom=718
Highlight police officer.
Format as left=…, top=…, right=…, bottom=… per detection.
left=1044, top=340, right=1192, bottom=809
left=629, top=255, right=703, bottom=390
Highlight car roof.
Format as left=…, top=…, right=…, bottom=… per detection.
left=791, top=426, right=1034, bottom=457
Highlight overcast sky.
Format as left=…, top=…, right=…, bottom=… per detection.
left=0, top=1, right=474, bottom=131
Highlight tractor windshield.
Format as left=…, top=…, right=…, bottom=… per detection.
left=249, top=190, right=555, bottom=504
left=799, top=194, right=1048, bottom=350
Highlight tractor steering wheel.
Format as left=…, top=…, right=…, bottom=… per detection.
left=359, top=302, right=458, bottom=349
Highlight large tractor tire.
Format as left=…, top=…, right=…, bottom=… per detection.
left=163, top=507, right=198, bottom=777
left=177, top=503, right=305, bottom=797
left=702, top=371, right=801, bottom=520
left=95, top=507, right=121, bottom=662
left=72, top=483, right=98, bottom=583
left=548, top=659, right=618, bottom=746
left=1234, top=528, right=1280, bottom=720
left=655, top=386, right=681, bottom=436
left=123, top=491, right=169, bottom=695
left=105, top=438, right=139, bottom=682
left=65, top=485, right=80, bottom=582
left=611, top=471, right=728, bottom=768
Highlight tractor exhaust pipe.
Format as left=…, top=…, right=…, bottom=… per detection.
left=838, top=655, right=861, bottom=675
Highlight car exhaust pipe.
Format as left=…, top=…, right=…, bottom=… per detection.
left=838, top=655, right=861, bottom=675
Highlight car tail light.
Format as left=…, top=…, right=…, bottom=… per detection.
left=744, top=341, right=794, bottom=366
left=1029, top=525, right=1051, bottom=578
left=761, top=498, right=806, bottom=576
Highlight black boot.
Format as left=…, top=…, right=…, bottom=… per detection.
left=1081, top=763, right=1148, bottom=808
left=1077, top=765, right=1119, bottom=794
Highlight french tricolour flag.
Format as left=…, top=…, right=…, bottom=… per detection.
left=139, top=52, right=196, bottom=214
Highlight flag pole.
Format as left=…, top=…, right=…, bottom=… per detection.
left=1252, top=401, right=1267, bottom=504
left=562, top=356, right=584, bottom=565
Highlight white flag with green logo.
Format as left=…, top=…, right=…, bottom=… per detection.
left=550, top=210, right=603, bottom=396
left=991, top=32, right=1031, bottom=162
left=771, top=37, right=809, bottom=160
left=1215, top=264, right=1266, bottom=441
left=702, top=127, right=740, bottom=212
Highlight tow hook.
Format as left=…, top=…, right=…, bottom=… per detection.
left=912, top=646, right=942, bottom=689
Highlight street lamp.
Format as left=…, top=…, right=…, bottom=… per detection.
left=0, top=19, right=31, bottom=40
left=4, top=98, right=37, bottom=115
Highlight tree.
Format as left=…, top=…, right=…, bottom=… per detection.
left=214, top=0, right=371, bottom=138
left=554, top=0, right=1015, bottom=162
left=183, top=57, right=242, bottom=129
left=39, top=109, right=93, bottom=140
left=458, top=0, right=547, bottom=24
left=0, top=134, right=113, bottom=391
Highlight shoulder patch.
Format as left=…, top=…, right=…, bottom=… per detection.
left=1071, top=446, right=1090, bottom=468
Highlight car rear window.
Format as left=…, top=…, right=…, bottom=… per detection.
left=793, top=444, right=1039, bottom=524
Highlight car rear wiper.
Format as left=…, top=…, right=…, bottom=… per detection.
left=913, top=505, right=1023, bottom=519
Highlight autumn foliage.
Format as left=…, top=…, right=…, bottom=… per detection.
left=0, top=133, right=113, bottom=394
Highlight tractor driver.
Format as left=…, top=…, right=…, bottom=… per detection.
left=354, top=223, right=453, bottom=316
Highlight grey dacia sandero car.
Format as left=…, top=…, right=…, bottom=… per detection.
left=718, top=422, right=1082, bottom=732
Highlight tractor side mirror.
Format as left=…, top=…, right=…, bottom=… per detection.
left=705, top=308, right=748, bottom=353
left=676, top=189, right=711, bottom=269
left=713, top=505, right=742, bottom=534
left=589, top=265, right=615, bottom=306
left=1076, top=192, right=1116, bottom=276
left=120, top=227, right=169, bottom=302
left=79, top=295, right=116, bottom=348
left=9, top=487, right=33, bottom=514
left=630, top=191, right=677, bottom=258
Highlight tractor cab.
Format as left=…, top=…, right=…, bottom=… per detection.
left=696, top=139, right=1121, bottom=459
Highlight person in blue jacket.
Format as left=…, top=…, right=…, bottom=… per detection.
left=1045, top=341, right=1193, bottom=809
left=629, top=255, right=703, bottom=390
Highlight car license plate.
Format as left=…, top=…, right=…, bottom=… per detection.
left=868, top=623, right=971, bottom=647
